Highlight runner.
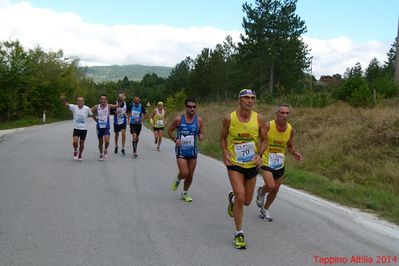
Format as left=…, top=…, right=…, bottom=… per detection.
left=220, top=89, right=267, bottom=249
left=91, top=94, right=118, bottom=161
left=151, top=101, right=167, bottom=151
left=61, top=96, right=93, bottom=161
left=256, top=104, right=302, bottom=221
left=113, top=93, right=127, bottom=155
left=127, top=96, right=147, bottom=158
left=168, top=98, right=204, bottom=202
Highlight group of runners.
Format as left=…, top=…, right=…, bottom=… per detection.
left=61, top=88, right=302, bottom=250
left=61, top=93, right=167, bottom=161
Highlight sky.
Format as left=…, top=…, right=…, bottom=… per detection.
left=1, top=0, right=398, bottom=79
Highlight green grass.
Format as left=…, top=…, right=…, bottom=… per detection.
left=0, top=117, right=60, bottom=130
left=284, top=167, right=399, bottom=224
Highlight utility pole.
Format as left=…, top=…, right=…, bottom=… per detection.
left=309, top=56, right=313, bottom=93
left=309, top=56, right=313, bottom=107
left=395, top=17, right=399, bottom=85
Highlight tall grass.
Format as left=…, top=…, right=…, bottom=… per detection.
left=192, top=98, right=399, bottom=224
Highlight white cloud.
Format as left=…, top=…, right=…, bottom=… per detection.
left=0, top=1, right=241, bottom=67
left=0, top=1, right=392, bottom=80
left=304, top=36, right=391, bottom=79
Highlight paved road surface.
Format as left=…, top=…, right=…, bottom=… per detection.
left=0, top=120, right=398, bottom=266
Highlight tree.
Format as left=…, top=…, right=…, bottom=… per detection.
left=384, top=39, right=396, bottom=76
left=238, top=0, right=310, bottom=95
left=165, top=57, right=192, bottom=95
left=189, top=48, right=213, bottom=99
left=365, top=58, right=382, bottom=85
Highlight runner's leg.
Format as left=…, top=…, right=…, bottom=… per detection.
left=73, top=136, right=79, bottom=152
left=183, top=158, right=197, bottom=191
left=157, top=129, right=163, bottom=148
left=121, top=128, right=126, bottom=150
left=228, top=170, right=245, bottom=231
left=79, top=139, right=84, bottom=156
left=264, top=177, right=283, bottom=209
left=176, top=158, right=189, bottom=182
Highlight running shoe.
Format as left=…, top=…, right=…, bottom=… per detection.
left=121, top=149, right=125, bottom=155
left=156, top=147, right=160, bottom=151
left=259, top=208, right=273, bottom=221
left=181, top=192, right=192, bottom=202
left=233, top=233, right=247, bottom=249
left=133, top=153, right=138, bottom=158
left=99, top=154, right=104, bottom=161
left=256, top=186, right=266, bottom=208
left=104, top=150, right=108, bottom=158
left=78, top=154, right=83, bottom=162
left=170, top=178, right=180, bottom=191
left=114, top=146, right=118, bottom=154
left=73, top=151, right=78, bottom=161
left=227, top=191, right=234, bottom=217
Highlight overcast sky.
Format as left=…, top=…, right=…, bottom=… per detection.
left=1, top=0, right=398, bottom=79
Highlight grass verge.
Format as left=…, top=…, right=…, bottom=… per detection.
left=284, top=167, right=399, bottom=224
left=0, top=117, right=60, bottom=130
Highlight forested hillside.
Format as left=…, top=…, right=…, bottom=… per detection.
left=83, top=64, right=172, bottom=83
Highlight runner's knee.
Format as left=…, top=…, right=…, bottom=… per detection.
left=234, top=192, right=245, bottom=205
left=179, top=170, right=190, bottom=179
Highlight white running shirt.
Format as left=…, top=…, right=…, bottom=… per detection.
left=69, top=104, right=93, bottom=130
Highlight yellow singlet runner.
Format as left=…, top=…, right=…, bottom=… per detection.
left=227, top=111, right=259, bottom=168
left=262, top=120, right=292, bottom=170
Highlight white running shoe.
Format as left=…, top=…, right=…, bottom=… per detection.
left=99, top=154, right=104, bottom=161
left=260, top=208, right=273, bottom=221
left=104, top=150, right=108, bottom=158
left=73, top=151, right=78, bottom=161
left=256, top=186, right=266, bottom=208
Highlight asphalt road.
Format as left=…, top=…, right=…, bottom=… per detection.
left=0, top=120, right=398, bottom=266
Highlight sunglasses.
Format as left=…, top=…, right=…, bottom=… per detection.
left=186, top=105, right=196, bottom=109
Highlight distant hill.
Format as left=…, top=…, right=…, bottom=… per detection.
left=82, top=64, right=172, bottom=83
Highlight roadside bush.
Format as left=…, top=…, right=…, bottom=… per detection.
left=333, top=77, right=373, bottom=107
left=165, top=90, right=187, bottom=111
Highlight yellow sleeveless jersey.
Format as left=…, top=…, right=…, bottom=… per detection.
left=153, top=108, right=165, bottom=128
left=227, top=111, right=259, bottom=168
left=262, top=120, right=292, bottom=170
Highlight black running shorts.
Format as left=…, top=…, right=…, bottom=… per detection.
left=261, top=166, right=285, bottom=179
left=130, top=124, right=142, bottom=135
left=226, top=165, right=258, bottom=180
left=73, top=129, right=88, bottom=140
left=114, top=123, right=126, bottom=133
left=97, top=128, right=110, bottom=138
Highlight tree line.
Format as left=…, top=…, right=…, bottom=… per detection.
left=0, top=0, right=397, bottom=122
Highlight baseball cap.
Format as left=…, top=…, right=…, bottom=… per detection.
left=157, top=101, right=164, bottom=106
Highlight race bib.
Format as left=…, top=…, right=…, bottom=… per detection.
left=131, top=111, right=140, bottom=119
left=76, top=115, right=85, bottom=124
left=268, top=153, right=285, bottom=169
left=98, top=116, right=108, bottom=128
left=156, top=120, right=164, bottom=127
left=234, top=141, right=255, bottom=163
left=180, top=135, right=194, bottom=149
left=117, top=109, right=124, bottom=118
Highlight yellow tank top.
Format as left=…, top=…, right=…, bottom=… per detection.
left=262, top=120, right=292, bottom=169
left=227, top=111, right=259, bottom=168
left=153, top=108, right=165, bottom=128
